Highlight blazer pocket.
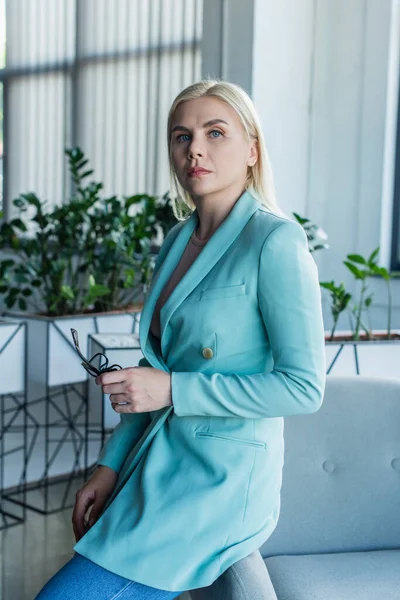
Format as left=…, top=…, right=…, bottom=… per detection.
left=200, top=283, right=247, bottom=300
left=194, top=431, right=266, bottom=449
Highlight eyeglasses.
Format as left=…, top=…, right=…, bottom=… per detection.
left=70, top=328, right=122, bottom=377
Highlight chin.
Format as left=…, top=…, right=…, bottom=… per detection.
left=185, top=178, right=223, bottom=195
left=180, top=183, right=210, bottom=196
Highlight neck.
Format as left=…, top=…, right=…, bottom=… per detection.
left=192, top=183, right=247, bottom=239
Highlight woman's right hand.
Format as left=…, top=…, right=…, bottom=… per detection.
left=72, top=465, right=118, bottom=542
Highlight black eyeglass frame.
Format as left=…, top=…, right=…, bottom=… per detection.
left=70, top=328, right=123, bottom=377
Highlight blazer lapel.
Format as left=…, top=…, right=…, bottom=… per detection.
left=139, top=189, right=261, bottom=367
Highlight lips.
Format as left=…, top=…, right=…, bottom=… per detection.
left=187, top=167, right=211, bottom=176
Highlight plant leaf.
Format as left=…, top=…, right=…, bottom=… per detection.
left=347, top=254, right=367, bottom=265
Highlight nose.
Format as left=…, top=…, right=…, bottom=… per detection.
left=187, top=136, right=204, bottom=159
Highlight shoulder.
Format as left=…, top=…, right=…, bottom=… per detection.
left=255, top=209, right=314, bottom=280
left=250, top=206, right=308, bottom=248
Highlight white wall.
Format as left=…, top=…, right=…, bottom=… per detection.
left=203, top=0, right=400, bottom=331
left=252, top=0, right=316, bottom=220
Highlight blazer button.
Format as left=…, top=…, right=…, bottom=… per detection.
left=202, top=347, right=214, bottom=359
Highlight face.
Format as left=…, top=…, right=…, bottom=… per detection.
left=169, top=96, right=258, bottom=201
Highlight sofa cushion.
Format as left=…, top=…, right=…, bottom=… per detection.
left=265, top=549, right=400, bottom=600
left=261, top=376, right=400, bottom=558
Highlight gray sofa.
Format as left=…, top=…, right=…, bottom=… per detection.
left=187, top=375, right=400, bottom=600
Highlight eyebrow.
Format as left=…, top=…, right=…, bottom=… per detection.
left=171, top=118, right=229, bottom=133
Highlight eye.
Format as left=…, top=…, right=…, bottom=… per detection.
left=176, top=133, right=190, bottom=142
left=209, top=130, right=223, bottom=138
left=174, top=129, right=224, bottom=142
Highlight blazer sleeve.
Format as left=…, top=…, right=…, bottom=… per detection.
left=170, top=220, right=327, bottom=419
left=96, top=401, right=151, bottom=473
left=96, top=224, right=182, bottom=473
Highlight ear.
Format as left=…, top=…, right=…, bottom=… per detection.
left=247, top=139, right=258, bottom=167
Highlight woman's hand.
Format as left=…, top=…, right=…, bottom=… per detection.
left=95, top=366, right=172, bottom=414
left=72, top=465, right=118, bottom=542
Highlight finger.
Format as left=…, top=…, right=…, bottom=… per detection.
left=87, top=499, right=104, bottom=528
left=72, top=490, right=95, bottom=542
left=72, top=499, right=90, bottom=542
left=102, top=382, right=127, bottom=394
left=109, top=393, right=130, bottom=405
left=95, top=368, right=131, bottom=386
left=111, top=401, right=136, bottom=413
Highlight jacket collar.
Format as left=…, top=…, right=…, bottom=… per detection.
left=139, top=188, right=262, bottom=370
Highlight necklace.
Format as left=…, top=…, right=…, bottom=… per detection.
left=194, top=227, right=212, bottom=242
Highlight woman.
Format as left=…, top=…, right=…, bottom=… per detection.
left=35, top=79, right=326, bottom=599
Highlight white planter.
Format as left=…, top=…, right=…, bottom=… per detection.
left=325, top=329, right=400, bottom=377
left=3, top=309, right=142, bottom=400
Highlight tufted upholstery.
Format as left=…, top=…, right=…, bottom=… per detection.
left=188, top=375, right=400, bottom=599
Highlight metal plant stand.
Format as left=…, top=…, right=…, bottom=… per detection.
left=0, top=321, right=28, bottom=528
left=326, top=332, right=400, bottom=375
left=3, top=382, right=90, bottom=515
left=327, top=342, right=362, bottom=374
left=2, top=310, right=141, bottom=515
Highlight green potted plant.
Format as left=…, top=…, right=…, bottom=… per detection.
left=293, top=212, right=399, bottom=377
left=0, top=146, right=176, bottom=390
left=0, top=147, right=175, bottom=316
left=320, top=247, right=400, bottom=375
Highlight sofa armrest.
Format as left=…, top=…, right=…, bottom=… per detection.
left=189, top=551, right=278, bottom=600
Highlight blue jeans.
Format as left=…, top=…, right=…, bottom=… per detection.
left=34, top=552, right=184, bottom=599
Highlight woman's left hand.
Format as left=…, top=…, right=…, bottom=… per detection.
left=95, top=367, right=172, bottom=413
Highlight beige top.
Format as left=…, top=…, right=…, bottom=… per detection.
left=150, top=227, right=210, bottom=340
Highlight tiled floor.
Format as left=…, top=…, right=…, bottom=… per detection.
left=0, top=480, right=79, bottom=599
left=0, top=476, right=191, bottom=600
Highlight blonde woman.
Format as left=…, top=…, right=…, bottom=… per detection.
left=35, top=79, right=326, bottom=599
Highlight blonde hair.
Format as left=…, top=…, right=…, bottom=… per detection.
left=166, top=78, right=286, bottom=221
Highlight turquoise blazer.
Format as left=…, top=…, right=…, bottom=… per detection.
left=73, top=189, right=326, bottom=592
